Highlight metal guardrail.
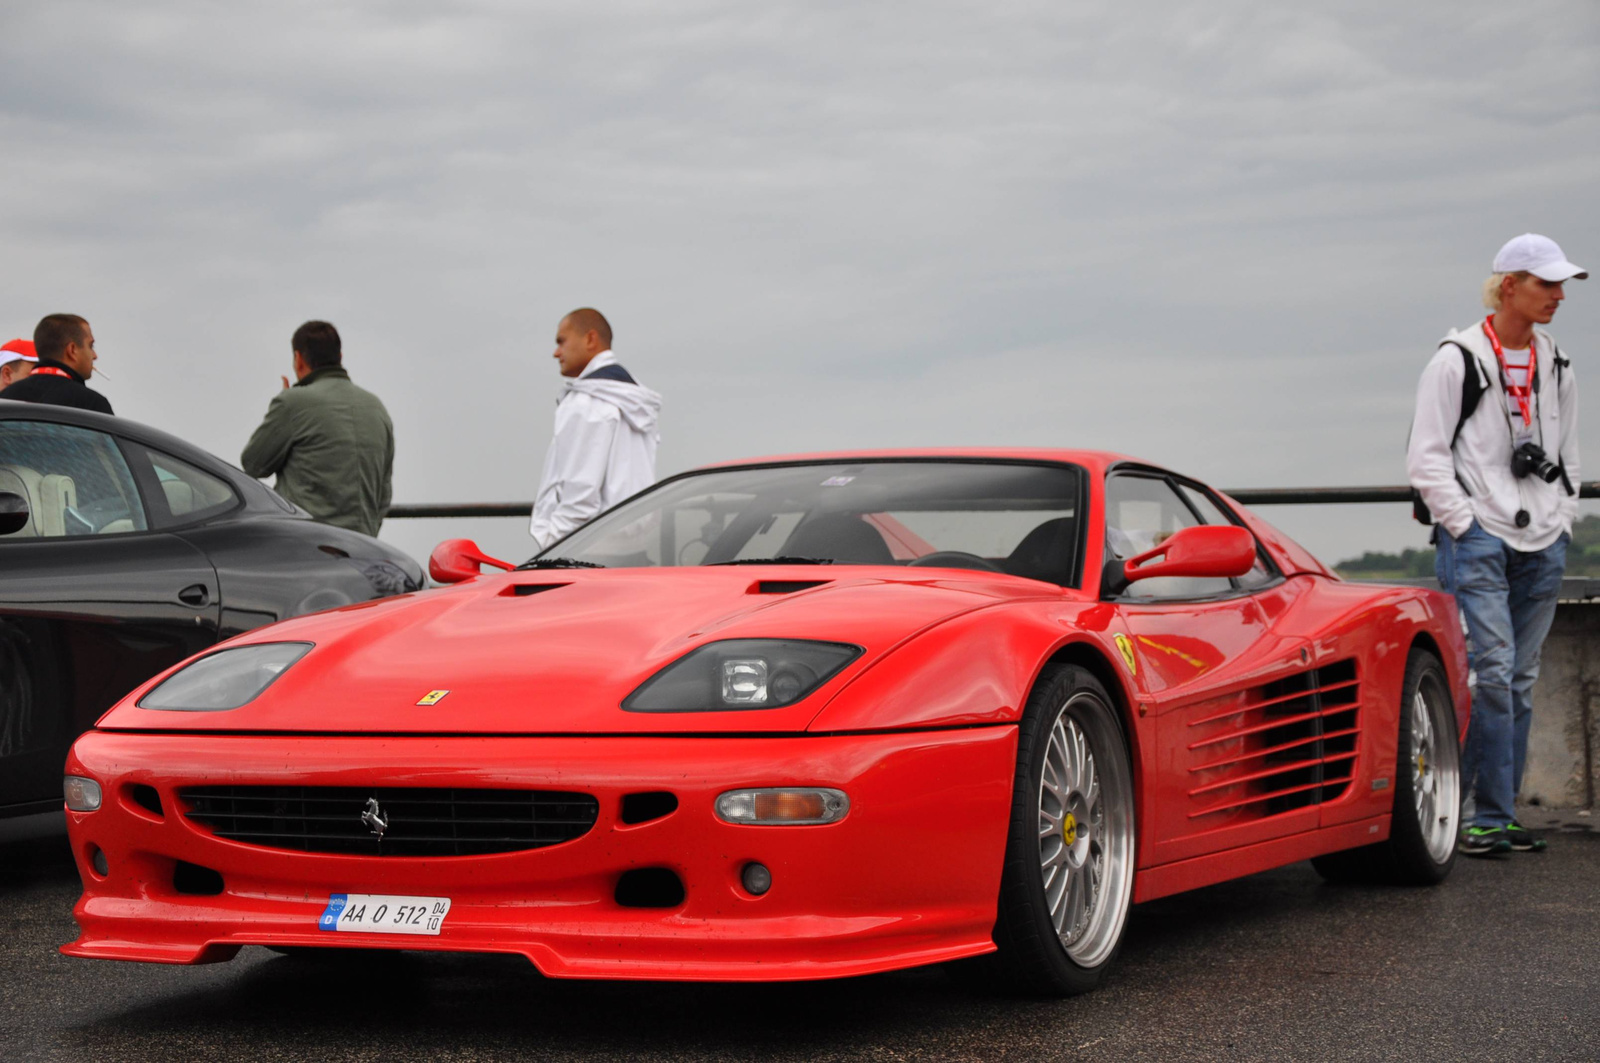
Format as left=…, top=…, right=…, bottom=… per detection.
left=387, top=502, right=531, bottom=519
left=386, top=481, right=1600, bottom=519
left=1225, top=482, right=1600, bottom=505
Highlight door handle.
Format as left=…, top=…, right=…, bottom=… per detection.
left=178, top=583, right=211, bottom=607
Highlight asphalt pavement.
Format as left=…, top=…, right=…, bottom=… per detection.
left=2, top=809, right=1596, bottom=1063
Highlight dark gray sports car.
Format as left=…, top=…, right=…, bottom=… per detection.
left=0, top=400, right=423, bottom=816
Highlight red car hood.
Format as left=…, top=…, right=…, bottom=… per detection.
left=103, top=566, right=1066, bottom=735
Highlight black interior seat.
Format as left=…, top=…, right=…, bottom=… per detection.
left=780, top=514, right=894, bottom=564
left=1005, top=516, right=1077, bottom=582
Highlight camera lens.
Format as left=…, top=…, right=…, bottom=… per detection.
left=1511, top=442, right=1560, bottom=483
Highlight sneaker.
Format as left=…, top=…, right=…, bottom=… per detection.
left=1459, top=825, right=1512, bottom=856
left=1504, top=822, right=1548, bottom=852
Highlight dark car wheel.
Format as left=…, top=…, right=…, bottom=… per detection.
left=986, top=663, right=1136, bottom=996
left=1312, top=649, right=1460, bottom=885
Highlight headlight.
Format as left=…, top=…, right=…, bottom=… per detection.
left=623, top=639, right=862, bottom=712
left=64, top=775, right=102, bottom=812
left=137, top=642, right=313, bottom=711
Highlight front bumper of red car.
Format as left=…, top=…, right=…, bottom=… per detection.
left=61, top=727, right=1015, bottom=981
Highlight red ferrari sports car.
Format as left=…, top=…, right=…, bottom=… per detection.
left=60, top=450, right=1469, bottom=995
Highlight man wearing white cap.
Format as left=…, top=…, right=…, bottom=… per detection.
left=1407, top=233, right=1585, bottom=857
left=0, top=338, right=37, bottom=389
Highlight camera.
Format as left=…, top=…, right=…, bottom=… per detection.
left=1511, top=442, right=1561, bottom=483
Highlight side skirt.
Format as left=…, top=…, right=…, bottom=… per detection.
left=1132, top=814, right=1392, bottom=903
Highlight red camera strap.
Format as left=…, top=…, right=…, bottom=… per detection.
left=29, top=365, right=74, bottom=380
left=1482, top=315, right=1534, bottom=428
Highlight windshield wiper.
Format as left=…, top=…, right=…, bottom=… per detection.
left=708, top=556, right=835, bottom=566
left=515, top=557, right=607, bottom=570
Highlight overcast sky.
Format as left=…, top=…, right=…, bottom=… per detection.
left=2, top=0, right=1596, bottom=569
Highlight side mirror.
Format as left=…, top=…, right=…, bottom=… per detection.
left=1123, top=525, right=1256, bottom=585
left=428, top=538, right=515, bottom=584
left=0, top=491, right=29, bottom=536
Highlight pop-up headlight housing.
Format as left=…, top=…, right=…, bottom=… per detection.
left=137, top=642, right=313, bottom=712
left=624, top=639, right=862, bottom=712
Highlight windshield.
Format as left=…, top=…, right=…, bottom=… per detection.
left=543, top=460, right=1084, bottom=585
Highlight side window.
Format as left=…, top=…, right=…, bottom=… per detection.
left=141, top=450, right=240, bottom=528
left=0, top=421, right=147, bottom=538
left=1104, top=475, right=1232, bottom=600
left=1174, top=483, right=1278, bottom=590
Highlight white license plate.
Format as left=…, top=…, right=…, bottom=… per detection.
left=318, top=894, right=451, bottom=935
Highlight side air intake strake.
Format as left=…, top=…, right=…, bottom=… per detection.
left=1185, top=659, right=1360, bottom=821
left=180, top=786, right=599, bottom=856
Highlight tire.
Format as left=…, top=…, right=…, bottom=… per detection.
left=1311, top=650, right=1460, bottom=886
left=986, top=663, right=1137, bottom=996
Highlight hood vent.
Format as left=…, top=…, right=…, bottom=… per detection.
left=1185, top=658, right=1361, bottom=822
left=750, top=580, right=832, bottom=595
left=503, top=583, right=570, bottom=598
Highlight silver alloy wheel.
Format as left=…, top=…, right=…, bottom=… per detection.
left=1411, top=676, right=1460, bottom=863
left=1036, top=692, right=1134, bottom=968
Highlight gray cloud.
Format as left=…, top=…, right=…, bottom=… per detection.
left=2, top=0, right=1595, bottom=569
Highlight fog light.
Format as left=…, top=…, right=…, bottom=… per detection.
left=741, top=862, right=772, bottom=896
left=64, top=776, right=102, bottom=812
left=715, top=788, right=849, bottom=825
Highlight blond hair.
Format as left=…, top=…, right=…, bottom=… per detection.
left=1482, top=271, right=1530, bottom=311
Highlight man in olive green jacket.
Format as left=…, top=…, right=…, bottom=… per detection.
left=241, top=321, right=394, bottom=538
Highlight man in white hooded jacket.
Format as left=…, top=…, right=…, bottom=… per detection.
left=529, top=308, right=662, bottom=551
left=1406, top=233, right=1584, bottom=858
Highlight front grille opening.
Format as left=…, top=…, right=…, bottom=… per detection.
left=179, top=786, right=600, bottom=857
left=615, top=868, right=685, bottom=908
left=128, top=784, right=164, bottom=818
left=174, top=860, right=224, bottom=895
left=620, top=791, right=678, bottom=825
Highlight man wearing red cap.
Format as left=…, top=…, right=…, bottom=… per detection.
left=1406, top=233, right=1585, bottom=858
left=0, top=314, right=112, bottom=414
left=0, top=339, right=37, bottom=389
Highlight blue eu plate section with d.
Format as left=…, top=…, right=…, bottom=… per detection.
left=319, top=894, right=350, bottom=931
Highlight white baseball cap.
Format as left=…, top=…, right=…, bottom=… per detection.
left=1492, top=233, right=1588, bottom=281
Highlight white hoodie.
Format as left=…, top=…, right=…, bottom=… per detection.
left=529, top=351, right=663, bottom=550
left=1406, top=321, right=1579, bottom=552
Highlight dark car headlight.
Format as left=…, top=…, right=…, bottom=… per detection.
left=624, top=639, right=862, bottom=712
left=137, top=642, right=313, bottom=711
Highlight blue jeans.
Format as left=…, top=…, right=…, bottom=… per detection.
left=1435, top=522, right=1569, bottom=828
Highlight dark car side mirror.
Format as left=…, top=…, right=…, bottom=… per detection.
left=0, top=491, right=29, bottom=536
left=1123, top=524, right=1256, bottom=585
left=429, top=538, right=515, bottom=584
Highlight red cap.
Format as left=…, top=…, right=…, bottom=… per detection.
left=0, top=338, right=38, bottom=365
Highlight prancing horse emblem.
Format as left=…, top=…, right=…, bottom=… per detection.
left=360, top=797, right=389, bottom=838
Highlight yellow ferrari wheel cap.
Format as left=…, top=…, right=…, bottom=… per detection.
left=1062, top=811, right=1078, bottom=847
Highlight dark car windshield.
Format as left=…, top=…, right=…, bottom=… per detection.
left=543, top=461, right=1084, bottom=585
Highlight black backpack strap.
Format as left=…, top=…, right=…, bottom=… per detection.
left=1410, top=340, right=1484, bottom=526
left=1440, top=340, right=1485, bottom=447
left=1550, top=340, right=1575, bottom=496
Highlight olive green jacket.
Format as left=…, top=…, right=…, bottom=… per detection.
left=241, top=367, right=394, bottom=537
